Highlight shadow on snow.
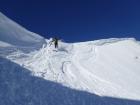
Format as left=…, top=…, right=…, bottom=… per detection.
left=0, top=57, right=140, bottom=105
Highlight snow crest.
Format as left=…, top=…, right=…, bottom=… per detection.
left=0, top=12, right=46, bottom=48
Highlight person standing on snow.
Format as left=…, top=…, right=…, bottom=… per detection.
left=53, top=37, right=58, bottom=48
left=49, top=37, right=59, bottom=48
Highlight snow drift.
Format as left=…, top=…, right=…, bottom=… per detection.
left=0, top=12, right=140, bottom=105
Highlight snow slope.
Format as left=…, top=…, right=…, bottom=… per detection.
left=1, top=12, right=140, bottom=105
left=0, top=12, right=46, bottom=48
left=1, top=38, right=140, bottom=105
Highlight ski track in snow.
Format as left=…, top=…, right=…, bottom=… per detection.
left=71, top=45, right=120, bottom=96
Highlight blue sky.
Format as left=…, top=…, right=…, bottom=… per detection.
left=0, top=0, right=140, bottom=42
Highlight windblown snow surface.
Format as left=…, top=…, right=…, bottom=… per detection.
left=0, top=12, right=140, bottom=105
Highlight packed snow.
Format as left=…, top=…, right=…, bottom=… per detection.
left=0, top=12, right=140, bottom=105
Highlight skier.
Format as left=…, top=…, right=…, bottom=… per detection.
left=49, top=37, right=59, bottom=49
left=53, top=37, right=58, bottom=48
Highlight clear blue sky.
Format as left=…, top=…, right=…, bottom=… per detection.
left=0, top=0, right=140, bottom=42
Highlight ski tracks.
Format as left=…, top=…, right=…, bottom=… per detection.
left=70, top=44, right=124, bottom=95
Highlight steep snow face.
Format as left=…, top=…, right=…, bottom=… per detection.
left=4, top=38, right=140, bottom=102
left=0, top=12, right=45, bottom=48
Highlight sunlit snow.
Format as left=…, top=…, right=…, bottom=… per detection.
left=0, top=12, right=140, bottom=105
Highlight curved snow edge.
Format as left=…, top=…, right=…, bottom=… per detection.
left=74, top=38, right=139, bottom=46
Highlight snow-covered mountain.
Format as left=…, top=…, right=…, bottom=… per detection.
left=0, top=12, right=46, bottom=48
left=0, top=12, right=140, bottom=105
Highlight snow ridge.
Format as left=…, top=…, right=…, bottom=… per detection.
left=0, top=12, right=46, bottom=48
